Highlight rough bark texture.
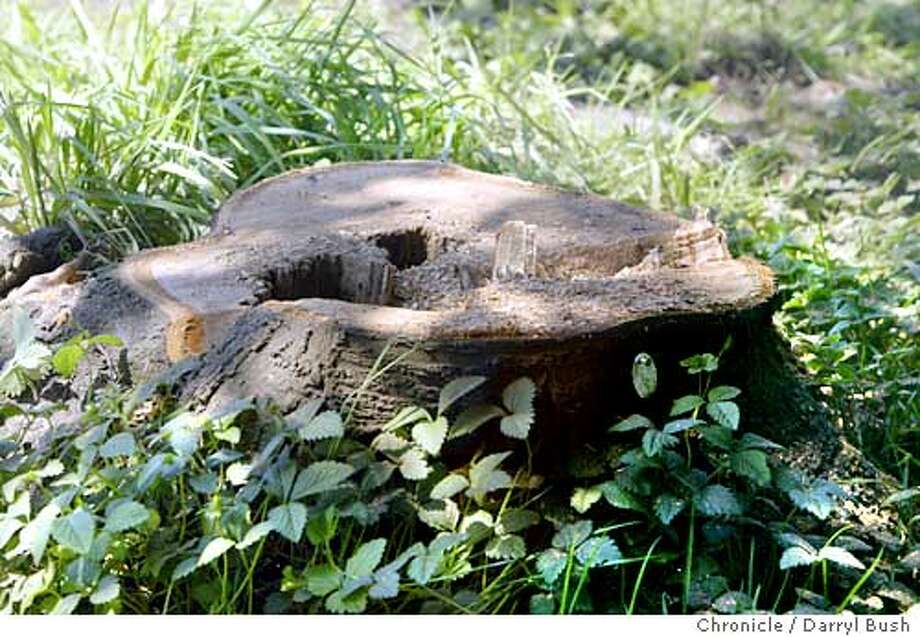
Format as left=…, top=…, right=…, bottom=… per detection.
left=0, top=161, right=889, bottom=508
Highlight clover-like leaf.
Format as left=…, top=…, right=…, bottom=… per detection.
left=696, top=485, right=742, bottom=517
left=486, top=534, right=526, bottom=560
left=467, top=452, right=512, bottom=502
left=575, top=536, right=622, bottom=567
left=290, top=461, right=355, bottom=500
left=237, top=521, right=275, bottom=550
left=779, top=546, right=818, bottom=570
left=707, top=401, right=740, bottom=430
left=818, top=546, right=865, bottom=570
left=346, top=538, right=387, bottom=579
left=398, top=448, right=431, bottom=481
left=298, top=411, right=344, bottom=442
left=708, top=386, right=741, bottom=402
left=412, top=416, right=448, bottom=456
left=448, top=404, right=504, bottom=440
left=199, top=537, right=235, bottom=567
left=609, top=414, right=653, bottom=433
left=571, top=486, right=602, bottom=514
left=730, top=449, right=771, bottom=486
left=502, top=377, right=536, bottom=414
left=552, top=520, right=592, bottom=550
left=269, top=502, right=307, bottom=542
left=438, top=376, right=487, bottom=417
left=654, top=494, right=686, bottom=525
left=430, top=474, right=469, bottom=500
left=104, top=500, right=150, bottom=533
left=536, top=549, right=567, bottom=585
left=670, top=395, right=705, bottom=416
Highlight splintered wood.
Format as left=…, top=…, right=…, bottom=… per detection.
left=492, top=220, right=537, bottom=281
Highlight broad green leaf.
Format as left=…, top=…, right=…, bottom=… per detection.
left=269, top=503, right=307, bottom=542
left=104, top=501, right=150, bottom=533
left=786, top=479, right=844, bottom=520
left=467, top=452, right=512, bottom=501
left=412, top=416, right=448, bottom=456
left=631, top=353, right=657, bottom=398
left=188, top=472, right=218, bottom=495
left=66, top=556, right=100, bottom=587
left=530, top=593, right=555, bottom=614
left=731, top=449, right=771, bottom=486
left=670, top=395, right=705, bottom=416
left=708, top=386, right=741, bottom=402
left=536, top=549, right=567, bottom=585
left=285, top=399, right=323, bottom=429
left=52, top=344, right=86, bottom=378
left=663, top=418, right=703, bottom=435
left=417, top=499, right=460, bottom=531
left=571, top=486, right=602, bottom=513
left=500, top=412, right=533, bottom=439
left=552, top=520, right=592, bottom=549
left=87, top=334, right=124, bottom=348
left=818, top=547, right=865, bottom=570
left=430, top=474, right=469, bottom=500
left=599, top=481, right=645, bottom=512
left=448, top=404, right=503, bottom=439
left=51, top=594, right=82, bottom=615
left=438, top=376, right=487, bottom=417
left=198, top=537, right=235, bottom=567
left=740, top=433, right=784, bottom=450
left=0, top=518, right=24, bottom=549
left=325, top=589, right=367, bottom=614
left=298, top=411, right=344, bottom=442
left=680, top=353, right=718, bottom=374
left=51, top=508, right=95, bottom=555
left=345, top=538, right=387, bottom=579
left=779, top=546, right=818, bottom=570
left=237, top=521, right=274, bottom=550
left=383, top=406, right=430, bottom=433
left=13, top=502, right=61, bottom=566
left=305, top=564, right=342, bottom=596
left=306, top=508, right=338, bottom=546
left=226, top=462, right=252, bottom=486
left=497, top=509, right=540, bottom=534
left=502, top=377, right=536, bottom=415
left=290, top=461, right=355, bottom=500
left=398, top=448, right=431, bottom=481
left=654, top=494, right=686, bottom=525
left=706, top=401, right=740, bottom=430
left=100, top=432, right=136, bottom=459
left=368, top=570, right=400, bottom=600
left=407, top=551, right=441, bottom=585
left=696, top=485, right=742, bottom=517
left=171, top=557, right=199, bottom=581
left=609, top=414, right=653, bottom=433
left=89, top=575, right=119, bottom=605
left=576, top=536, right=622, bottom=567
left=642, top=429, right=678, bottom=457
left=485, top=534, right=526, bottom=559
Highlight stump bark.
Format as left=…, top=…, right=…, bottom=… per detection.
left=0, top=161, right=830, bottom=462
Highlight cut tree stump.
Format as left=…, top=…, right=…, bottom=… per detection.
left=0, top=161, right=840, bottom=468
left=2, top=160, right=903, bottom=543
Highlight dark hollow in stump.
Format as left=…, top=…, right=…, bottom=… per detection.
left=1, top=161, right=832, bottom=467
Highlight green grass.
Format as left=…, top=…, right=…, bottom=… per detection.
left=0, top=0, right=918, bottom=614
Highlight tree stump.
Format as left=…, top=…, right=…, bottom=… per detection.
left=1, top=161, right=827, bottom=462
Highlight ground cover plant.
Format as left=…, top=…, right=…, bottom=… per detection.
left=0, top=0, right=918, bottom=615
